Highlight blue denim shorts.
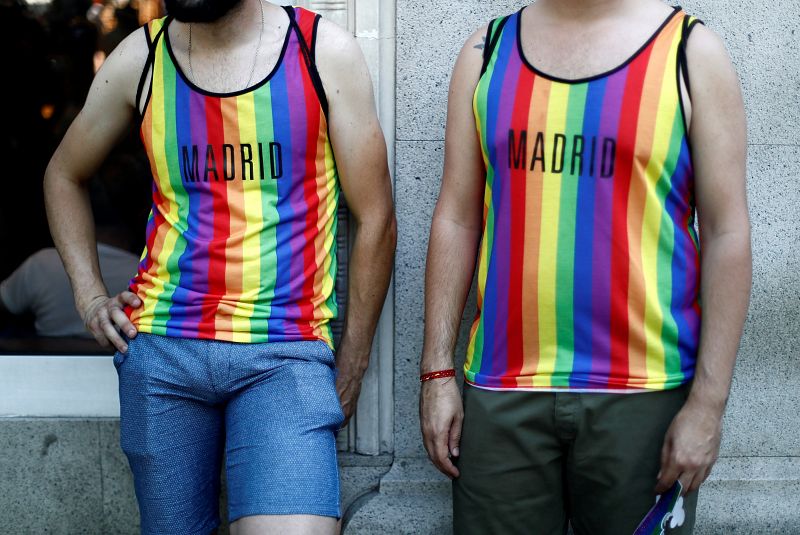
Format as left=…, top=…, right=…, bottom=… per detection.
left=114, top=333, right=344, bottom=535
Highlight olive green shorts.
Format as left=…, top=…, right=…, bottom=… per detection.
left=453, top=384, right=697, bottom=535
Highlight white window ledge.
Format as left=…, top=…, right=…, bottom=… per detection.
left=0, top=355, right=119, bottom=418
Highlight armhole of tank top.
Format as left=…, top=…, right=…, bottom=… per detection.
left=677, top=16, right=704, bottom=134
left=310, top=11, right=320, bottom=65
left=134, top=24, right=152, bottom=117
left=136, top=20, right=167, bottom=120
left=480, top=17, right=508, bottom=78
left=309, top=14, right=329, bottom=119
left=479, top=19, right=496, bottom=76
left=285, top=6, right=329, bottom=120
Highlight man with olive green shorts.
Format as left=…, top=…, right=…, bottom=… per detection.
left=420, top=0, right=751, bottom=533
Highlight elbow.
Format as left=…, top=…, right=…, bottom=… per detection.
left=702, top=222, right=752, bottom=256
left=700, top=208, right=752, bottom=254
left=700, top=224, right=753, bottom=286
left=43, top=157, right=72, bottom=199
left=42, top=160, right=57, bottom=196
left=387, top=211, right=398, bottom=254
left=42, top=160, right=62, bottom=210
left=375, top=204, right=397, bottom=255
left=355, top=200, right=397, bottom=255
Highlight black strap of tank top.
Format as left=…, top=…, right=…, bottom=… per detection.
left=284, top=6, right=329, bottom=118
left=677, top=16, right=704, bottom=100
left=135, top=18, right=169, bottom=116
left=480, top=16, right=509, bottom=77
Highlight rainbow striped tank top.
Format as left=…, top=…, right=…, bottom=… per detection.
left=467, top=7, right=703, bottom=391
left=127, top=7, right=339, bottom=346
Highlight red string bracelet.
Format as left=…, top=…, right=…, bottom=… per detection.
left=420, top=369, right=456, bottom=382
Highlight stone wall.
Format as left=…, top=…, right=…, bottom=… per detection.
left=0, top=418, right=391, bottom=533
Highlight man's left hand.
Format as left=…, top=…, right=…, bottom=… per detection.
left=335, top=346, right=370, bottom=427
left=656, top=399, right=723, bottom=495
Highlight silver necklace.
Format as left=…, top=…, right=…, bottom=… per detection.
left=188, top=0, right=265, bottom=89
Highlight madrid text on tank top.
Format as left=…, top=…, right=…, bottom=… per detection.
left=126, top=6, right=340, bottom=346
left=467, top=7, right=704, bottom=392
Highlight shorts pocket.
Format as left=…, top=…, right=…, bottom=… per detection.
left=112, top=350, right=126, bottom=370
left=113, top=334, right=137, bottom=370
left=315, top=340, right=336, bottom=365
left=319, top=343, right=345, bottom=426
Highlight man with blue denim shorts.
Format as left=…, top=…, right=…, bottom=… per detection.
left=44, top=0, right=396, bottom=533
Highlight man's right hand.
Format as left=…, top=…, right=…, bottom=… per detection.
left=80, top=292, right=141, bottom=353
left=420, top=377, right=464, bottom=479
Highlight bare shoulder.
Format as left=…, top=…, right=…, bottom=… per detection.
left=682, top=22, right=743, bottom=109
left=112, top=23, right=151, bottom=62
left=312, top=16, right=375, bottom=110
left=685, top=23, right=734, bottom=73
left=683, top=21, right=745, bottom=146
left=464, top=23, right=490, bottom=55
left=91, top=25, right=151, bottom=106
left=314, top=17, right=363, bottom=68
left=449, top=24, right=490, bottom=92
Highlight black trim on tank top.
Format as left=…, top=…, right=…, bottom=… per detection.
left=480, top=19, right=496, bottom=76
left=676, top=16, right=703, bottom=149
left=162, top=11, right=293, bottom=98
left=678, top=17, right=703, bottom=103
left=516, top=5, right=682, bottom=84
left=675, top=16, right=699, bottom=239
left=136, top=20, right=168, bottom=119
left=310, top=10, right=320, bottom=64
left=134, top=24, right=153, bottom=112
left=309, top=15, right=328, bottom=117
left=286, top=6, right=329, bottom=119
left=480, top=17, right=509, bottom=77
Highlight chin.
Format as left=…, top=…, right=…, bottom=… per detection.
left=164, top=0, right=244, bottom=23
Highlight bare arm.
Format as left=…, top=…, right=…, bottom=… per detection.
left=420, top=26, right=487, bottom=479
left=657, top=24, right=751, bottom=495
left=43, top=29, right=148, bottom=352
left=316, top=20, right=397, bottom=424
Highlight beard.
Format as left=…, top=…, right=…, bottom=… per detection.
left=163, top=0, right=244, bottom=23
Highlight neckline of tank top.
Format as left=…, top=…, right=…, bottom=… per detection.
left=514, top=5, right=683, bottom=85
left=163, top=5, right=295, bottom=99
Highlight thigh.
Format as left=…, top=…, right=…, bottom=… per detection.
left=453, top=386, right=568, bottom=535
left=224, top=341, right=344, bottom=524
left=568, top=386, right=697, bottom=535
left=117, top=334, right=225, bottom=535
